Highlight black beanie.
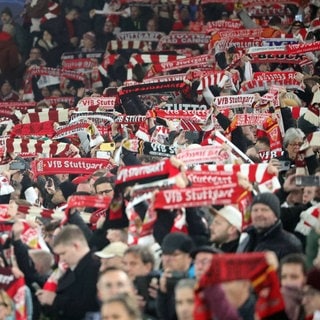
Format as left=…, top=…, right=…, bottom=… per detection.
left=59, top=181, right=77, bottom=201
left=251, top=192, right=281, bottom=218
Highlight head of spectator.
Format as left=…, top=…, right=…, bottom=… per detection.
left=191, top=246, right=221, bottom=280
left=280, top=253, right=307, bottom=289
left=123, top=245, right=154, bottom=281
left=80, top=31, right=96, bottom=52
left=255, top=136, right=271, bottom=153
left=43, top=219, right=61, bottom=249
left=25, top=47, right=46, bottom=67
left=209, top=205, right=242, bottom=252
left=52, top=225, right=90, bottom=269
left=100, top=293, right=141, bottom=320
left=93, top=176, right=115, bottom=198
left=283, top=127, right=305, bottom=161
left=29, top=249, right=54, bottom=277
left=0, top=7, right=13, bottom=25
left=51, top=180, right=77, bottom=205
left=107, top=228, right=128, bottom=244
left=250, top=192, right=280, bottom=232
left=0, top=79, right=19, bottom=102
left=97, top=267, right=135, bottom=303
left=174, top=278, right=196, bottom=320
left=95, top=241, right=128, bottom=271
left=0, top=175, right=14, bottom=204
left=302, top=186, right=317, bottom=204
left=161, top=232, right=193, bottom=273
left=302, top=267, right=320, bottom=316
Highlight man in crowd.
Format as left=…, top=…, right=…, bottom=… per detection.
left=241, top=192, right=303, bottom=260
left=210, top=205, right=243, bottom=252
left=36, top=225, right=100, bottom=320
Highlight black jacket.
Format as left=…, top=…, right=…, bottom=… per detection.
left=43, top=252, right=100, bottom=320
left=243, top=220, right=303, bottom=260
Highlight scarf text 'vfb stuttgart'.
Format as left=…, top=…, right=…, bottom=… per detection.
left=31, top=158, right=114, bottom=177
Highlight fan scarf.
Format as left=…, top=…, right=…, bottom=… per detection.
left=153, top=184, right=248, bottom=210
left=0, top=267, right=27, bottom=320
left=31, top=158, right=114, bottom=177
left=75, top=97, right=116, bottom=111
left=5, top=138, right=79, bottom=158
left=21, top=109, right=69, bottom=124
left=194, top=252, right=285, bottom=320
left=117, top=31, right=165, bottom=41
left=195, top=163, right=280, bottom=193
left=149, top=54, right=213, bottom=77
left=176, top=145, right=233, bottom=165
left=116, top=158, right=180, bottom=187
left=123, top=139, right=177, bottom=158
left=295, top=206, right=320, bottom=235
left=202, top=0, right=299, bottom=6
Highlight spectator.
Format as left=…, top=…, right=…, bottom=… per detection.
left=242, top=192, right=303, bottom=260
left=302, top=267, right=320, bottom=318
left=100, top=293, right=142, bottom=320
left=280, top=253, right=307, bottom=320
left=97, top=267, right=135, bottom=303
left=0, top=79, right=19, bottom=102
left=0, top=24, right=20, bottom=83
left=209, top=205, right=243, bottom=252
left=174, top=279, right=196, bottom=320
left=157, top=232, right=194, bottom=320
left=36, top=225, right=100, bottom=319
left=94, top=241, right=128, bottom=271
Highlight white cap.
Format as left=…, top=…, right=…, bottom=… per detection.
left=94, top=241, right=128, bottom=259
left=212, top=205, right=243, bottom=231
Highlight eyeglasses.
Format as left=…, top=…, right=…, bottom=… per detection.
left=288, top=142, right=303, bottom=147
left=97, top=189, right=113, bottom=195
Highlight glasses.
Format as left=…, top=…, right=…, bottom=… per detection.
left=288, top=142, right=303, bottom=147
left=97, top=189, right=113, bottom=195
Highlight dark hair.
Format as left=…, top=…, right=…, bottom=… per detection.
left=93, top=176, right=115, bottom=191
left=124, top=245, right=155, bottom=269
left=280, top=253, right=307, bottom=275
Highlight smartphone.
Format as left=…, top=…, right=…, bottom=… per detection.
left=9, top=161, right=26, bottom=171
left=295, top=175, right=320, bottom=187
left=99, top=142, right=115, bottom=151
left=31, top=282, right=41, bottom=292
left=279, top=160, right=291, bottom=172
left=134, top=276, right=151, bottom=302
left=96, top=150, right=112, bottom=159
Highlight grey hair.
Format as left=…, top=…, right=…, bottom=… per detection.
left=175, top=278, right=196, bottom=294
left=283, top=127, right=305, bottom=148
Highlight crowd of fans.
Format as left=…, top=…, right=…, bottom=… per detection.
left=0, top=0, right=320, bottom=319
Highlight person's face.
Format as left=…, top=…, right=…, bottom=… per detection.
left=286, top=189, right=303, bottom=206
left=53, top=243, right=80, bottom=269
left=104, top=21, right=114, bottom=33
left=97, top=270, right=134, bottom=302
left=1, top=13, right=12, bottom=24
left=281, top=263, right=306, bottom=289
left=101, top=301, right=133, bottom=320
left=175, top=287, right=195, bottom=320
left=194, top=252, right=213, bottom=280
left=76, top=182, right=91, bottom=194
left=286, top=139, right=303, bottom=159
left=123, top=253, right=151, bottom=280
left=1, top=82, right=12, bottom=96
left=210, top=214, right=233, bottom=244
left=251, top=203, right=278, bottom=230
left=100, top=256, right=124, bottom=272
left=95, top=182, right=114, bottom=198
left=302, top=186, right=316, bottom=204
left=302, top=286, right=320, bottom=315
left=107, top=229, right=123, bottom=243
left=161, top=250, right=191, bottom=272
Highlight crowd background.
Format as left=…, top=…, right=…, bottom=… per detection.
left=0, top=0, right=320, bottom=319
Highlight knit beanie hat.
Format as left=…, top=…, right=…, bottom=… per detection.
left=251, top=192, right=281, bottom=218
left=59, top=181, right=77, bottom=201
